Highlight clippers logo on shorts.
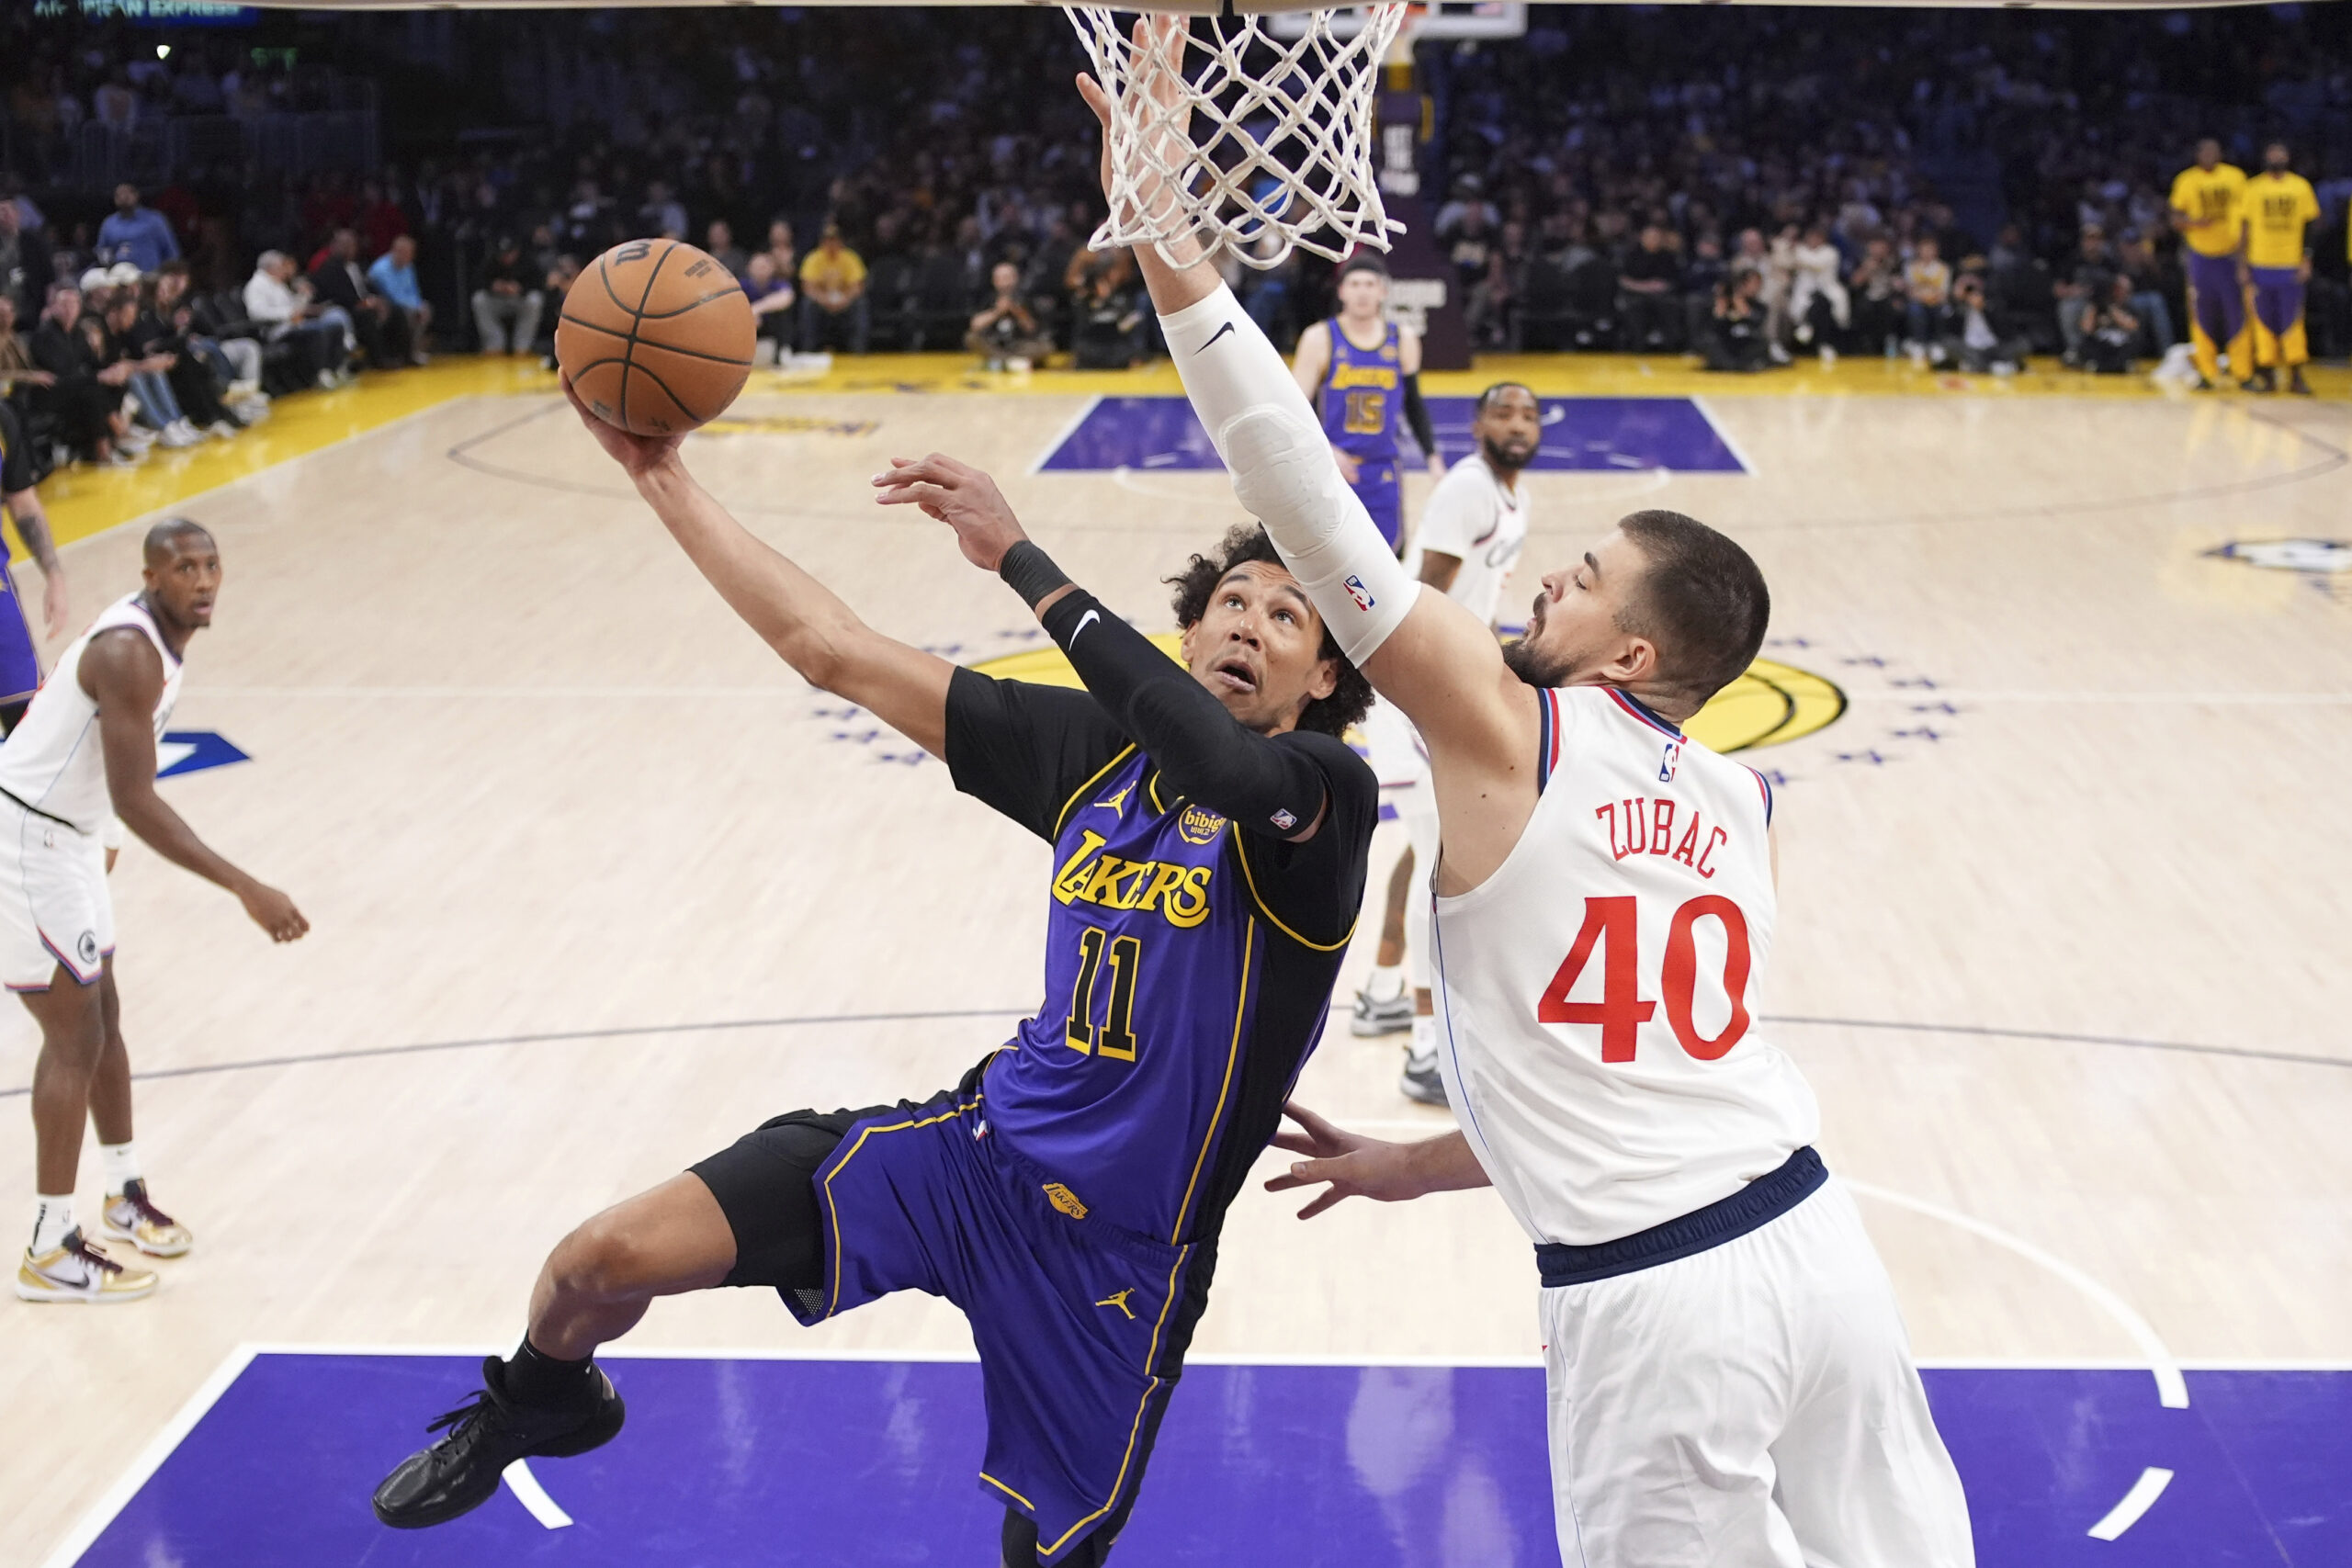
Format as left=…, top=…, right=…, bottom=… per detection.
left=1344, top=575, right=1375, bottom=612
left=75, top=931, right=98, bottom=965
left=1658, top=739, right=1684, bottom=784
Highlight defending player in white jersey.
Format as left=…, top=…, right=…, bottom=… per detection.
left=7, top=519, right=308, bottom=1305
left=1350, top=384, right=1536, bottom=1109
left=1078, top=31, right=1972, bottom=1565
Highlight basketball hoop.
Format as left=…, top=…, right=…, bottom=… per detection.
left=1063, top=3, right=1411, bottom=272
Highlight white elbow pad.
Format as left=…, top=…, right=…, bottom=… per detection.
left=1161, top=287, right=1420, bottom=665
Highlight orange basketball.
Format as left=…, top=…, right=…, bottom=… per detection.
left=556, top=238, right=755, bottom=436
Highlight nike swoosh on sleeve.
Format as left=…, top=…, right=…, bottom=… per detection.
left=1073, top=610, right=1102, bottom=638
left=1195, top=321, right=1236, bottom=352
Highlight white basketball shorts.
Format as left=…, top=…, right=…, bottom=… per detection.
left=1542, top=1179, right=1975, bottom=1568
left=0, top=800, right=113, bottom=989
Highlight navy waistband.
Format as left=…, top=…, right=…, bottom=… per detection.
left=1534, top=1145, right=1826, bottom=1290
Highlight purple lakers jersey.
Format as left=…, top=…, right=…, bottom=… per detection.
left=1318, top=318, right=1404, bottom=464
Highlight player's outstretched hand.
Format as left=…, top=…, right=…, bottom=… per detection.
left=1264, top=1100, right=1422, bottom=1219
left=239, top=881, right=310, bottom=943
left=872, top=454, right=1029, bottom=572
left=1074, top=15, right=1194, bottom=232
left=560, top=371, right=685, bottom=479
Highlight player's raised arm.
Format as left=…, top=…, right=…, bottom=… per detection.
left=84, top=631, right=306, bottom=942
left=1074, top=24, right=1532, bottom=782
left=563, top=375, right=954, bottom=758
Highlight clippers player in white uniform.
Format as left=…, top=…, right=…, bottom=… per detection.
left=8, top=519, right=308, bottom=1304
left=1076, top=36, right=1972, bottom=1563
left=1351, top=385, right=1537, bottom=1108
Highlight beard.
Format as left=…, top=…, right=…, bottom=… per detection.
left=1480, top=433, right=1535, bottom=473
left=1502, top=629, right=1577, bottom=688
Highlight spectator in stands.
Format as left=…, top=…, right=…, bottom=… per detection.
left=1785, top=222, right=1849, bottom=358
left=2081, top=274, right=2142, bottom=374
left=244, top=251, right=350, bottom=389
left=2113, top=233, right=2175, bottom=355
left=538, top=253, right=581, bottom=370
left=0, top=295, right=58, bottom=417
left=1848, top=237, right=1907, bottom=358
left=1616, top=222, right=1683, bottom=353
left=2052, top=226, right=2116, bottom=367
left=763, top=220, right=797, bottom=287
left=1903, top=235, right=1952, bottom=353
left=1932, top=271, right=2029, bottom=375
left=119, top=283, right=235, bottom=439
left=28, top=282, right=138, bottom=465
left=357, top=178, right=408, bottom=261
left=798, top=223, right=869, bottom=355
left=639, top=180, right=688, bottom=243
left=473, top=236, right=543, bottom=356
left=96, top=184, right=178, bottom=275
left=1070, top=262, right=1144, bottom=368
left=310, top=227, right=409, bottom=369
left=153, top=261, right=265, bottom=423
left=966, top=260, right=1050, bottom=371
left=367, top=234, right=432, bottom=364
left=706, top=219, right=749, bottom=280
left=1703, top=269, right=1771, bottom=373
left=0, top=198, right=51, bottom=319
left=742, top=250, right=797, bottom=358
left=97, top=291, right=200, bottom=448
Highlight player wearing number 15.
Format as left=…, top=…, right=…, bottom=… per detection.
left=1076, top=25, right=1972, bottom=1560
left=1290, top=254, right=1446, bottom=552
left=369, top=378, right=1376, bottom=1568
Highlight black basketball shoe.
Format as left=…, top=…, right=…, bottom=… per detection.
left=371, top=1356, right=625, bottom=1529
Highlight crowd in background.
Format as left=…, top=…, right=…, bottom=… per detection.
left=6, top=4, right=2351, bottom=479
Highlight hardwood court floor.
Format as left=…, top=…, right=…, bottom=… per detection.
left=3, top=356, right=2349, bottom=1563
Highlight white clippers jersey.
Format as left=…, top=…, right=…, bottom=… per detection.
left=0, top=594, right=183, bottom=834
left=1431, top=684, right=1819, bottom=1246
left=1405, top=452, right=1528, bottom=629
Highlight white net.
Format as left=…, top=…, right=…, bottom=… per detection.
left=1063, top=4, right=1410, bottom=272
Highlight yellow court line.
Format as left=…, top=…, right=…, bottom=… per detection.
left=28, top=357, right=554, bottom=555
left=31, top=349, right=2344, bottom=561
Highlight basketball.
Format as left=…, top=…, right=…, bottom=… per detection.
left=556, top=238, right=755, bottom=436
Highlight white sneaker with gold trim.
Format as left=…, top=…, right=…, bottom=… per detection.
left=101, top=1179, right=193, bottom=1258
left=16, top=1229, right=158, bottom=1304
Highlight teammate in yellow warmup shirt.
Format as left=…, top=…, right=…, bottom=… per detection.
left=2167, top=139, right=2247, bottom=390
left=2240, top=141, right=2321, bottom=396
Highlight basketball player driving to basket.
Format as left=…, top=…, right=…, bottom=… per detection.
left=370, top=376, right=1378, bottom=1568
left=1078, top=21, right=1974, bottom=1566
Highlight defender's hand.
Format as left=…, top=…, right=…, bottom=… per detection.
left=873, top=453, right=1028, bottom=571
left=1075, top=15, right=1193, bottom=227
left=239, top=882, right=310, bottom=943
left=1263, top=1101, right=1425, bottom=1219
left=561, top=372, right=685, bottom=479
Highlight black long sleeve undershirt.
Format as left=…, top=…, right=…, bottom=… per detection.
left=1035, top=584, right=1338, bottom=840
left=1400, top=372, right=1437, bottom=458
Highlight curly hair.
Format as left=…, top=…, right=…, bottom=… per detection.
left=1163, top=524, right=1374, bottom=739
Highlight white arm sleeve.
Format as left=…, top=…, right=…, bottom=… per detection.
left=1159, top=286, right=1419, bottom=665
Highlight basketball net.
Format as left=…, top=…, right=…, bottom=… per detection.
left=1063, top=4, right=1411, bottom=271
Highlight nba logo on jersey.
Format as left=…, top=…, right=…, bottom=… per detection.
left=1343, top=576, right=1374, bottom=611
left=1658, top=739, right=1684, bottom=784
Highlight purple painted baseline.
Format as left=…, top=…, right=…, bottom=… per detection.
left=1039, top=396, right=1746, bottom=475
left=70, top=1358, right=2352, bottom=1567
